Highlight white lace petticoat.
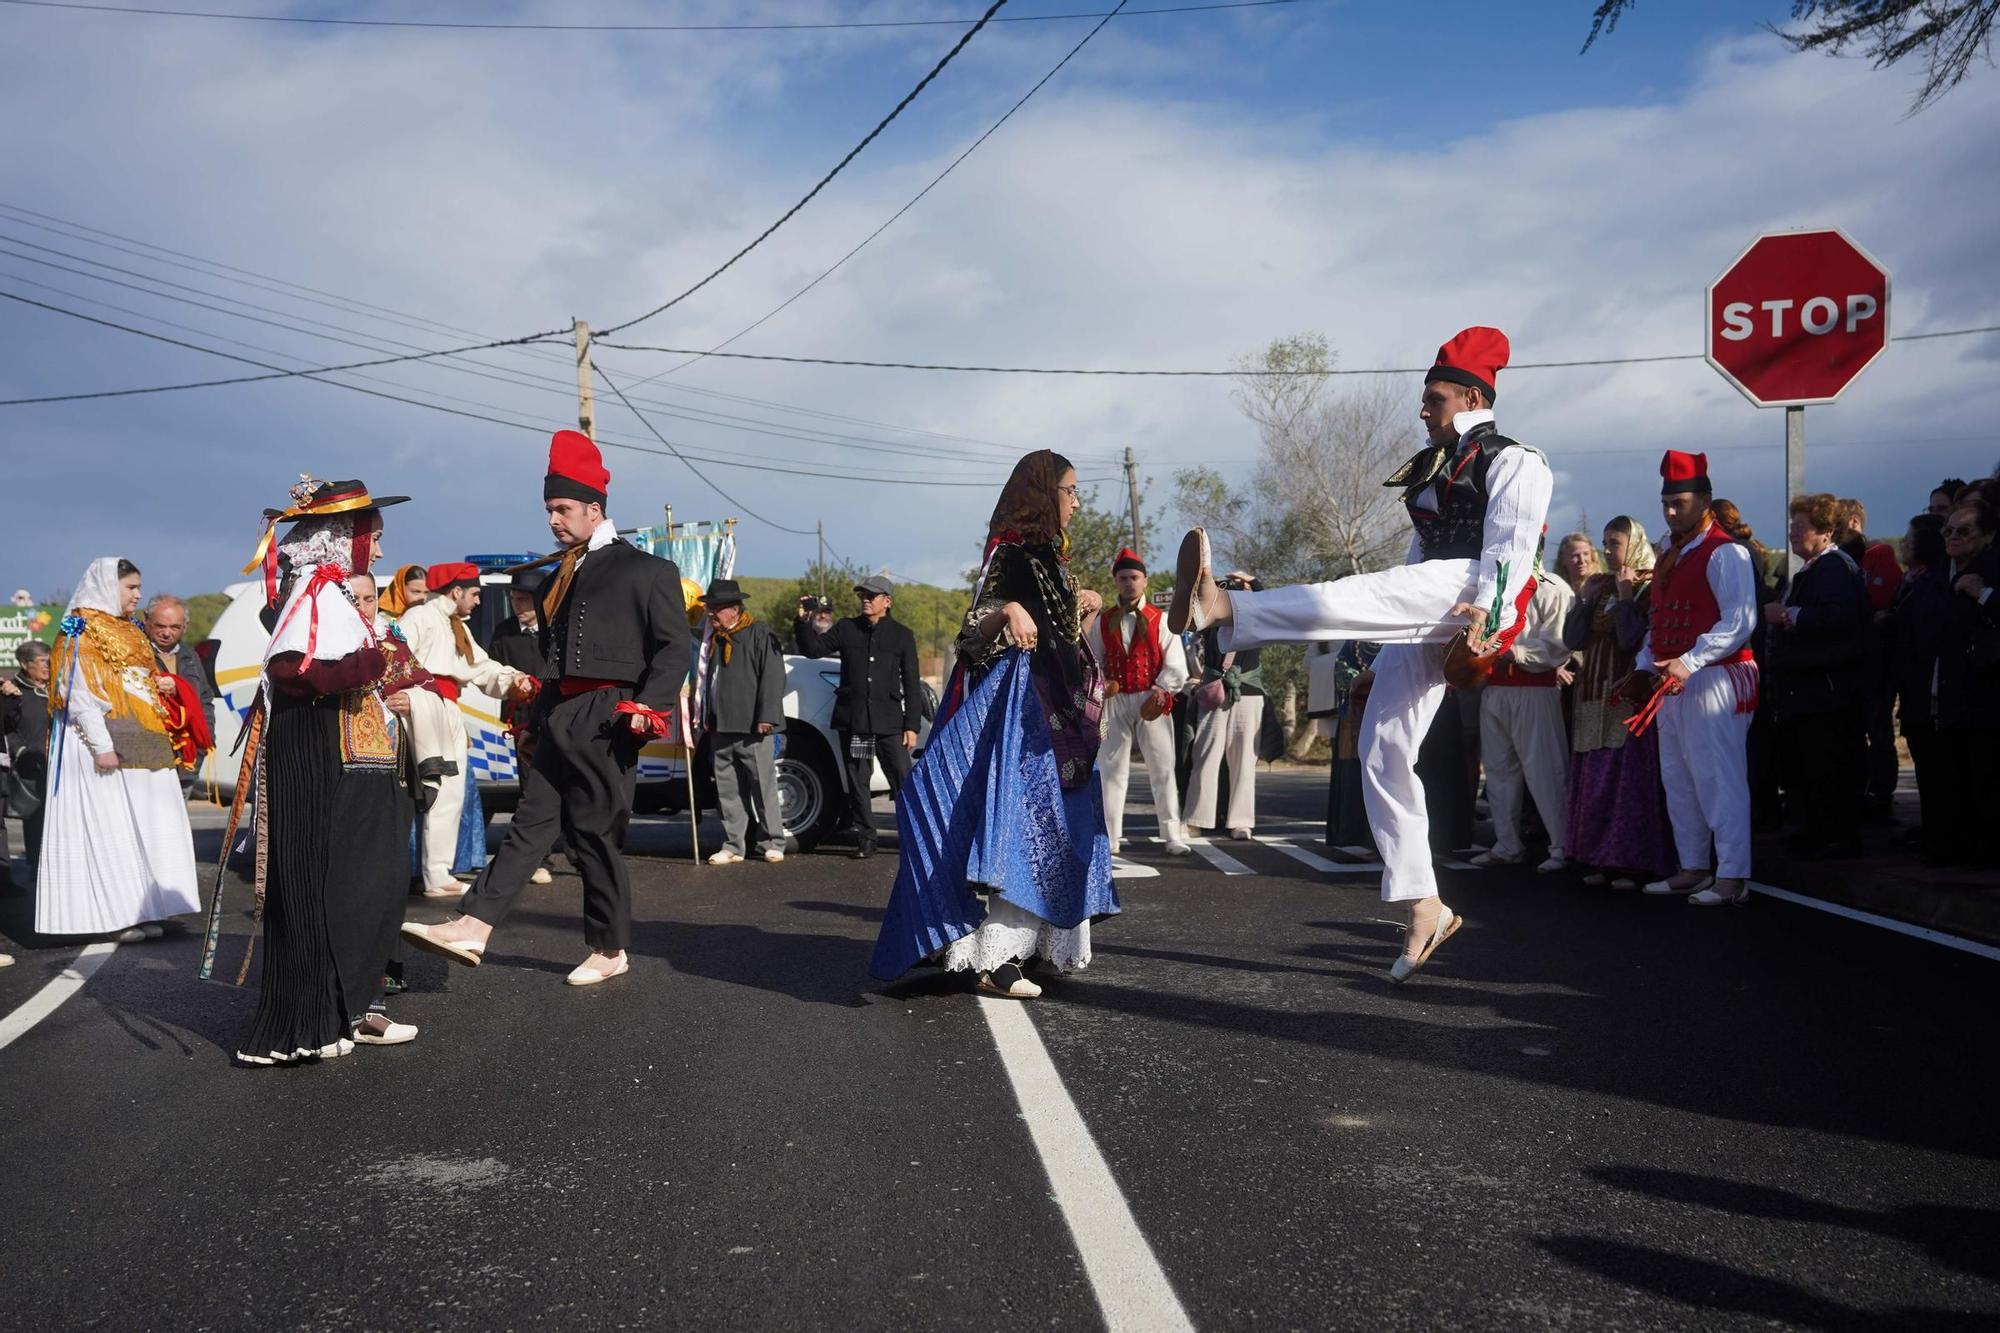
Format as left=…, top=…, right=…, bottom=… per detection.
left=941, top=895, right=1090, bottom=973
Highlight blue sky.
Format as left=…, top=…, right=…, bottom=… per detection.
left=1, top=0, right=1995, bottom=602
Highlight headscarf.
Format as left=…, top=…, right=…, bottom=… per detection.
left=265, top=511, right=376, bottom=667
left=50, top=556, right=169, bottom=744
left=379, top=563, right=426, bottom=619
left=986, top=450, right=1075, bottom=556
left=1605, top=515, right=1656, bottom=574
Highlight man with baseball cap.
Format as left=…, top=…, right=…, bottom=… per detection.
left=702, top=578, right=787, bottom=865
left=795, top=573, right=922, bottom=858
left=398, top=560, right=532, bottom=897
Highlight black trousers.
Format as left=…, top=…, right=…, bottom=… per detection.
left=1863, top=681, right=1898, bottom=813
left=841, top=731, right=912, bottom=845
left=1902, top=719, right=1938, bottom=849
left=1780, top=705, right=1865, bottom=851
left=464, top=687, right=639, bottom=952
left=1928, top=724, right=1998, bottom=867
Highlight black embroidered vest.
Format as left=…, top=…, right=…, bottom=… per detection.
left=1390, top=422, right=1521, bottom=562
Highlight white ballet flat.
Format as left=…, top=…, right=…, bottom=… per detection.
left=399, top=920, right=486, bottom=968
left=1389, top=905, right=1462, bottom=985
left=566, top=954, right=630, bottom=987
left=1642, top=875, right=1714, bottom=897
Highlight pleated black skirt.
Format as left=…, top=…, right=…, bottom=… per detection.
left=238, top=694, right=410, bottom=1063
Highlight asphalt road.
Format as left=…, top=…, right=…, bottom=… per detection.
left=2, top=770, right=1997, bottom=1331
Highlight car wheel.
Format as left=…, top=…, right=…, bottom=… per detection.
left=774, top=721, right=844, bottom=851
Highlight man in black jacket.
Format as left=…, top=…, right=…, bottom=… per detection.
left=405, top=430, right=688, bottom=987
left=1764, top=493, right=1869, bottom=859
left=703, top=579, right=787, bottom=865
left=794, top=574, right=921, bottom=858
left=487, top=567, right=561, bottom=886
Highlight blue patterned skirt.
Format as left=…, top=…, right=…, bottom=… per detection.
left=870, top=649, right=1117, bottom=980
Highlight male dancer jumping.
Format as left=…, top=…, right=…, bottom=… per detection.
left=1169, top=327, right=1552, bottom=982
left=403, top=430, right=687, bottom=986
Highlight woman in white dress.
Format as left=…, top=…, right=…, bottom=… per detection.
left=35, top=557, right=200, bottom=941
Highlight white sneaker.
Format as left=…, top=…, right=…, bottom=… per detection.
left=0, top=952, right=14, bottom=968
left=1535, top=854, right=1567, bottom=874
left=113, top=927, right=147, bottom=944
left=763, top=848, right=785, bottom=864
left=1164, top=838, right=1192, bottom=857
left=530, top=866, right=553, bottom=885
left=707, top=849, right=744, bottom=866
left=1468, top=850, right=1521, bottom=868
left=1229, top=827, right=1253, bottom=841
left=1107, top=838, right=1121, bottom=855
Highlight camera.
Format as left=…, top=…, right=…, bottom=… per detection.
left=799, top=595, right=833, bottom=614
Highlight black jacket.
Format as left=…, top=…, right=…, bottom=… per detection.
left=795, top=612, right=921, bottom=734
left=2, top=670, right=51, bottom=787
left=487, top=616, right=550, bottom=680
left=1767, top=547, right=1868, bottom=721
left=542, top=539, right=690, bottom=714
left=1937, top=546, right=2000, bottom=731
left=707, top=619, right=785, bottom=733
left=1888, top=566, right=1951, bottom=728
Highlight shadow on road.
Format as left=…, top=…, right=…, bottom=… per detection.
left=1535, top=1235, right=1996, bottom=1331
left=1592, top=1165, right=2000, bottom=1286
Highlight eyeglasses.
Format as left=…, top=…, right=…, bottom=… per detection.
left=1057, top=484, right=1080, bottom=499
left=1943, top=525, right=1979, bottom=538
left=855, top=590, right=886, bottom=601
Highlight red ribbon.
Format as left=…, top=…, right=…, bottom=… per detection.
left=1623, top=674, right=1682, bottom=738
left=613, top=699, right=670, bottom=738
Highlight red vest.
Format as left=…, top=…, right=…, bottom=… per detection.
left=1650, top=523, right=1754, bottom=664
left=1101, top=603, right=1166, bottom=695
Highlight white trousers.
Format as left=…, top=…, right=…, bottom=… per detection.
left=1222, top=558, right=1497, bottom=652
left=1479, top=686, right=1569, bottom=859
left=1185, top=695, right=1263, bottom=831
left=416, top=704, right=470, bottom=890
left=1357, top=643, right=1450, bottom=902
left=1098, top=691, right=1182, bottom=845
left=1656, top=666, right=1754, bottom=879
left=1223, top=561, right=1508, bottom=904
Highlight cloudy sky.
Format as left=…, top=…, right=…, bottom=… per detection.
left=2, top=0, right=1995, bottom=601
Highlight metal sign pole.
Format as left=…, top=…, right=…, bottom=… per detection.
left=1785, top=405, right=1805, bottom=574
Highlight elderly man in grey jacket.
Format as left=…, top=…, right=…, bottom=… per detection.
left=703, top=579, right=788, bottom=865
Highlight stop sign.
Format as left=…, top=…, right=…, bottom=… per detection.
left=1706, top=229, right=1890, bottom=407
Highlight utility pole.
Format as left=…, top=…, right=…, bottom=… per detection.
left=573, top=319, right=595, bottom=439
left=817, top=519, right=826, bottom=599
left=1784, top=405, right=1806, bottom=575
left=1123, top=446, right=1144, bottom=557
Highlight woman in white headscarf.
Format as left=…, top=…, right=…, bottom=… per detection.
left=36, top=557, right=201, bottom=939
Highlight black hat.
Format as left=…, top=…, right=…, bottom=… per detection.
left=510, top=568, right=547, bottom=594
left=705, top=577, right=747, bottom=607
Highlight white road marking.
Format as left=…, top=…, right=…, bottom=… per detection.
left=1188, top=839, right=1254, bottom=876
left=1111, top=857, right=1160, bottom=880
left=979, top=997, right=1195, bottom=1333
left=0, top=943, right=118, bottom=1053
left=1748, top=882, right=2000, bottom=962
left=1273, top=840, right=1384, bottom=876
left=1333, top=844, right=1377, bottom=860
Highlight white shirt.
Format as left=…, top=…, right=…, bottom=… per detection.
left=399, top=597, right=519, bottom=696
left=1093, top=604, right=1188, bottom=692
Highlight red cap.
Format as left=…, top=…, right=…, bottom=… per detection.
left=1659, top=450, right=1711, bottom=495
left=1113, top=547, right=1146, bottom=574
left=1426, top=326, right=1510, bottom=403
left=427, top=561, right=481, bottom=592
left=545, top=429, right=610, bottom=505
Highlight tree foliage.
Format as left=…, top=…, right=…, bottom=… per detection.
left=1584, top=1, right=1998, bottom=111
left=1173, top=334, right=1411, bottom=756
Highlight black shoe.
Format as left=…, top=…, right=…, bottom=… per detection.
left=851, top=842, right=876, bottom=860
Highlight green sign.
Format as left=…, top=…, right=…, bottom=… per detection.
left=0, top=607, right=58, bottom=656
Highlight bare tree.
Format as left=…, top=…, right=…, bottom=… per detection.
left=1173, top=334, right=1412, bottom=755
left=1584, top=1, right=1998, bottom=112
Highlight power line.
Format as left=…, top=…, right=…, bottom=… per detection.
left=596, top=0, right=1008, bottom=337
left=598, top=362, right=815, bottom=536
left=0, top=198, right=1047, bottom=457
left=628, top=0, right=1133, bottom=387
left=0, top=0, right=1309, bottom=33
left=0, top=287, right=1060, bottom=486
left=593, top=326, right=2000, bottom=376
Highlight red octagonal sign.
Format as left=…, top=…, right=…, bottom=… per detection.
left=1706, top=228, right=1890, bottom=407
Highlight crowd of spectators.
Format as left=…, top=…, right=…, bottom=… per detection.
left=1315, top=468, right=2000, bottom=883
